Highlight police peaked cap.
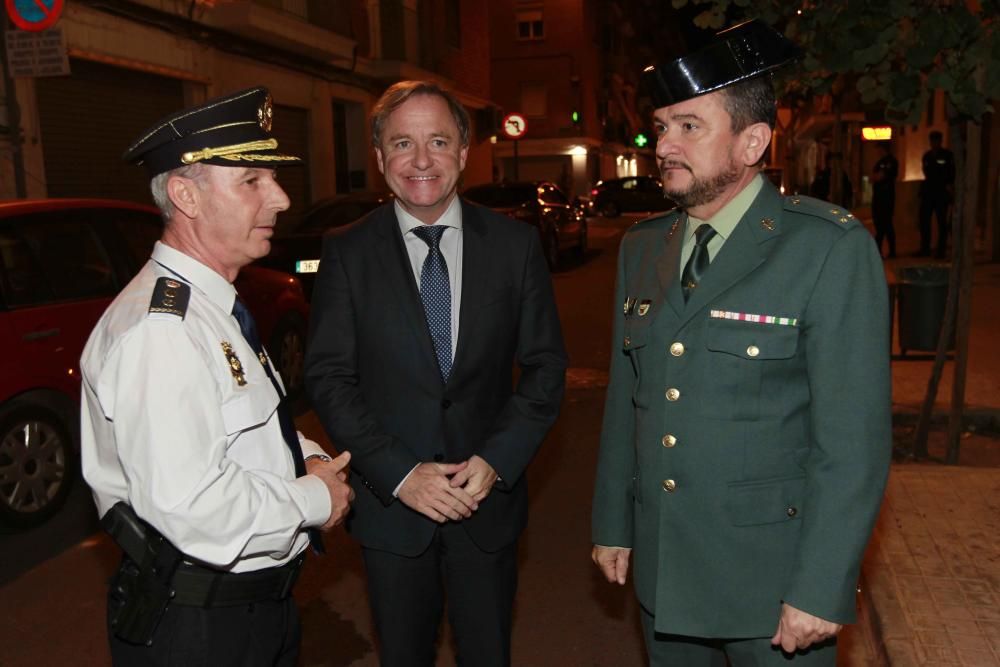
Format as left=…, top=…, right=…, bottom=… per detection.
left=642, top=19, right=802, bottom=108
left=123, top=86, right=302, bottom=177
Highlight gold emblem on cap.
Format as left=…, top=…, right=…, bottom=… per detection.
left=258, top=94, right=273, bottom=132
left=637, top=300, right=651, bottom=316
left=221, top=341, right=247, bottom=386
left=760, top=218, right=775, bottom=231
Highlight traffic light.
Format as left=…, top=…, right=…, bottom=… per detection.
left=571, top=110, right=581, bottom=125
left=633, top=133, right=649, bottom=148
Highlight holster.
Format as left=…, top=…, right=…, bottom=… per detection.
left=102, top=502, right=182, bottom=646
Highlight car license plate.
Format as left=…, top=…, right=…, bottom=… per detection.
left=295, top=259, right=320, bottom=274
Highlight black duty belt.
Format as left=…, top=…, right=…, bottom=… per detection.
left=166, top=554, right=305, bottom=607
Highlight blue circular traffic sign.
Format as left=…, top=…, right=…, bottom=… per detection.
left=6, top=0, right=64, bottom=32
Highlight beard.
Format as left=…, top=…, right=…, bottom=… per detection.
left=661, top=156, right=741, bottom=210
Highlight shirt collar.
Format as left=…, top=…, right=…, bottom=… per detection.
left=396, top=195, right=463, bottom=236
left=686, top=173, right=763, bottom=242
left=152, top=241, right=237, bottom=313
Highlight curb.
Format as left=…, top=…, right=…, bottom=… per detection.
left=891, top=406, right=1000, bottom=435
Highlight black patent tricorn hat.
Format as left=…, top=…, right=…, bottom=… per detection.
left=642, top=19, right=802, bottom=108
left=123, top=86, right=302, bottom=177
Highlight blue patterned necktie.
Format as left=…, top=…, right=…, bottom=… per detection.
left=412, top=225, right=452, bottom=381
left=232, top=296, right=323, bottom=553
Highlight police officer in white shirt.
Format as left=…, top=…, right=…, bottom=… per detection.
left=81, top=86, right=353, bottom=666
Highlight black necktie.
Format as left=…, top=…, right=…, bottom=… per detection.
left=232, top=296, right=324, bottom=554
left=681, top=224, right=717, bottom=302
left=412, top=225, right=453, bottom=381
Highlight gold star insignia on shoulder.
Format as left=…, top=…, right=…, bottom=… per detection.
left=760, top=218, right=775, bottom=231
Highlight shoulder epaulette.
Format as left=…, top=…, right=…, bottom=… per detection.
left=783, top=195, right=860, bottom=228
left=148, top=277, right=190, bottom=319
left=631, top=207, right=681, bottom=231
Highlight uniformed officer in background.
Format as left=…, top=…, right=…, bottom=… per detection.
left=591, top=21, right=891, bottom=665
left=81, top=86, right=353, bottom=666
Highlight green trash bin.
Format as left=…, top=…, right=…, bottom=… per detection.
left=896, top=265, right=953, bottom=354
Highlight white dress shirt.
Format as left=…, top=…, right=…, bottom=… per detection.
left=396, top=196, right=463, bottom=359
left=81, top=242, right=330, bottom=572
left=392, top=196, right=464, bottom=496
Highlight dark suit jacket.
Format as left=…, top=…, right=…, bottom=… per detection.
left=305, top=199, right=567, bottom=557
left=592, top=181, right=891, bottom=638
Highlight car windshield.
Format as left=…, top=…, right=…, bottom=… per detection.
left=464, top=185, right=535, bottom=208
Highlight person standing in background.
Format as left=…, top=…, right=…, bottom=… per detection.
left=918, top=130, right=955, bottom=258
left=872, top=141, right=899, bottom=258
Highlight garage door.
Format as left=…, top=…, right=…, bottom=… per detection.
left=34, top=58, right=185, bottom=204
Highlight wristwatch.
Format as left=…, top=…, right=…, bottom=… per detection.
left=304, top=453, right=332, bottom=463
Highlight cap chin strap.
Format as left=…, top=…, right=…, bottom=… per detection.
left=181, top=138, right=281, bottom=165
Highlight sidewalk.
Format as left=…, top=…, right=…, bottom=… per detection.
left=857, top=211, right=1000, bottom=666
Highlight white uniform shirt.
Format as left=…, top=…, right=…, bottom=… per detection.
left=81, top=242, right=330, bottom=572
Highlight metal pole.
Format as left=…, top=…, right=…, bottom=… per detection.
left=1, top=14, right=27, bottom=198
left=513, top=139, right=519, bottom=181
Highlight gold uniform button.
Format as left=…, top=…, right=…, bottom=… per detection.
left=665, top=388, right=680, bottom=401
left=662, top=479, right=676, bottom=492
left=669, top=342, right=685, bottom=356
left=747, top=345, right=760, bottom=358
left=786, top=506, right=798, bottom=517
left=662, top=434, right=677, bottom=448
left=624, top=336, right=631, bottom=347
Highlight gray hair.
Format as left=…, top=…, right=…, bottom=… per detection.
left=719, top=75, right=777, bottom=133
left=149, top=162, right=205, bottom=222
left=370, top=80, right=470, bottom=149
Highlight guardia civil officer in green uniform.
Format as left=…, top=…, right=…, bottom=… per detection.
left=591, top=21, right=891, bottom=665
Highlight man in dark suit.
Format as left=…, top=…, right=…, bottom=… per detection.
left=304, top=80, right=566, bottom=667
left=591, top=21, right=891, bottom=665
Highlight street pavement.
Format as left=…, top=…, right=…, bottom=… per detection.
left=0, top=207, right=997, bottom=666
left=855, top=211, right=1000, bottom=667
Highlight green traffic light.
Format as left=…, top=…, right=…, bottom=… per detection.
left=634, top=133, right=648, bottom=147
left=571, top=110, right=580, bottom=123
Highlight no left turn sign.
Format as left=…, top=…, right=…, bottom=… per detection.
left=502, top=113, right=528, bottom=140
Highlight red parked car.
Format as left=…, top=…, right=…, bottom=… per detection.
left=0, top=199, right=310, bottom=529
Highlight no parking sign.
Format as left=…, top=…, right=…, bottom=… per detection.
left=6, top=0, right=64, bottom=31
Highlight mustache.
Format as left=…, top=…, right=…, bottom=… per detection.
left=659, top=160, right=692, bottom=172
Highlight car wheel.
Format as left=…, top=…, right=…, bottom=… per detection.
left=0, top=406, right=75, bottom=530
left=269, top=314, right=307, bottom=399
left=601, top=201, right=620, bottom=218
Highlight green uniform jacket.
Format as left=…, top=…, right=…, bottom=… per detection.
left=592, top=181, right=891, bottom=638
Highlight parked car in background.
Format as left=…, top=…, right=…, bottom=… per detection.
left=261, top=191, right=394, bottom=298
left=0, top=199, right=310, bottom=529
left=462, top=181, right=587, bottom=269
left=590, top=175, right=674, bottom=218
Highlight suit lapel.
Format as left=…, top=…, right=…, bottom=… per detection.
left=451, top=201, right=492, bottom=382
left=374, top=206, right=439, bottom=372
left=656, top=212, right=686, bottom=320
left=674, top=182, right=784, bottom=331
